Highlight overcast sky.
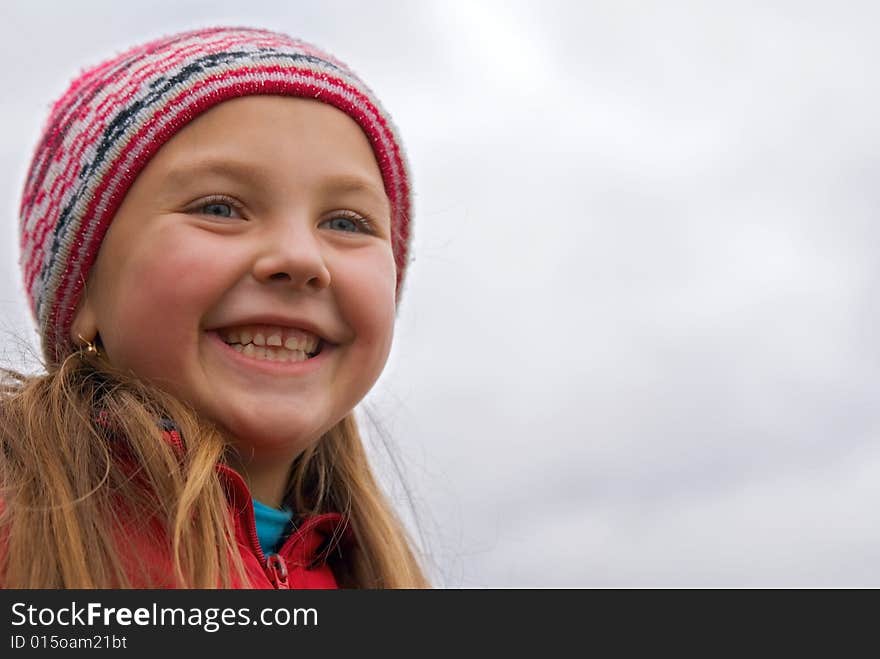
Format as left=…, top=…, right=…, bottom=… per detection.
left=2, top=1, right=879, bottom=586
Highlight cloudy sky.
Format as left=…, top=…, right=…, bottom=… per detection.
left=2, top=1, right=879, bottom=586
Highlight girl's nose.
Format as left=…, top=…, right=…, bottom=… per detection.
left=250, top=222, right=331, bottom=292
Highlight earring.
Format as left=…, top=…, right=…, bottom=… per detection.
left=77, top=333, right=99, bottom=357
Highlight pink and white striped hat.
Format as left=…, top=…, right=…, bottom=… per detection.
left=18, top=26, right=414, bottom=366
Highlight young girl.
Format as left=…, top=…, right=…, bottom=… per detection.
left=0, top=25, right=428, bottom=588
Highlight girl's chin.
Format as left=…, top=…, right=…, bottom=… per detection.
left=213, top=418, right=326, bottom=454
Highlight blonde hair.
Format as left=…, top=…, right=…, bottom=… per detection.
left=0, top=345, right=429, bottom=588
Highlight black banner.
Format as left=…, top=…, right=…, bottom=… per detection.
left=0, top=589, right=586, bottom=652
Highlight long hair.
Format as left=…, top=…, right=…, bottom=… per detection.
left=0, top=345, right=429, bottom=588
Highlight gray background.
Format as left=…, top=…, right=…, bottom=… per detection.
left=2, top=1, right=878, bottom=587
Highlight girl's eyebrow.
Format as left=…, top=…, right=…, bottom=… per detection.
left=162, top=158, right=390, bottom=209
left=162, top=159, right=266, bottom=190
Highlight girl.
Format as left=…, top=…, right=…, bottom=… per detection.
left=0, top=26, right=428, bottom=588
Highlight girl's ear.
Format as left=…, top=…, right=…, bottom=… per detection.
left=70, top=293, right=99, bottom=346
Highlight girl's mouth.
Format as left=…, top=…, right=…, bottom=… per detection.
left=214, top=324, right=325, bottom=361
left=223, top=337, right=323, bottom=362
left=206, top=331, right=333, bottom=374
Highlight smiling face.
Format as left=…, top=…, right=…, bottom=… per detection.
left=71, top=95, right=397, bottom=465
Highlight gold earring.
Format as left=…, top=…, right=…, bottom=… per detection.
left=77, top=333, right=99, bottom=357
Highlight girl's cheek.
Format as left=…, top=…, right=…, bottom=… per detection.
left=346, top=244, right=396, bottom=293
left=113, top=241, right=224, bottom=325
left=336, top=252, right=397, bottom=355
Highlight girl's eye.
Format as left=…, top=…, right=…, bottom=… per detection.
left=202, top=203, right=234, bottom=217
left=322, top=211, right=375, bottom=234
left=191, top=195, right=242, bottom=219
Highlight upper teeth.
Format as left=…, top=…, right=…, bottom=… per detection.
left=219, top=324, right=321, bottom=353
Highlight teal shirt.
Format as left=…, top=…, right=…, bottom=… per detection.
left=252, top=498, right=295, bottom=556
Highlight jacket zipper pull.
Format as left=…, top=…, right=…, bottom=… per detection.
left=266, top=553, right=290, bottom=590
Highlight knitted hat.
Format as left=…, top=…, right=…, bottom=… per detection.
left=18, top=26, right=413, bottom=367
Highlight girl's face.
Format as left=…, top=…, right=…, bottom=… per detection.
left=71, top=96, right=396, bottom=462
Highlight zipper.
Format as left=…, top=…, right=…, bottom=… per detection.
left=244, top=505, right=291, bottom=590
left=216, top=463, right=295, bottom=589
left=266, top=553, right=289, bottom=589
